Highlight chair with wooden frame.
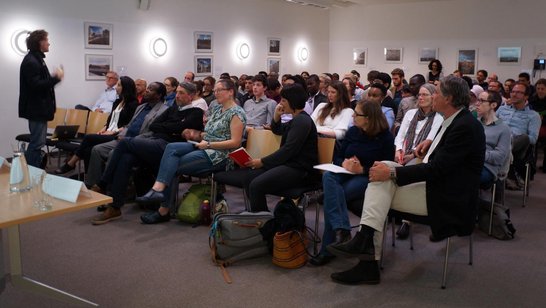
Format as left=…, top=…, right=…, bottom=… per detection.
left=85, top=111, right=110, bottom=134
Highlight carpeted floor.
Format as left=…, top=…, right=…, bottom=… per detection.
left=1, top=161, right=546, bottom=307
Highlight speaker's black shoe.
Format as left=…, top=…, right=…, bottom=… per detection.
left=331, top=260, right=380, bottom=285
left=327, top=225, right=375, bottom=260
left=396, top=222, right=410, bottom=240
left=309, top=254, right=335, bottom=266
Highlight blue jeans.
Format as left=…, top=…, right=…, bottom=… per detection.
left=26, top=120, right=47, bottom=167
left=480, top=168, right=495, bottom=187
left=156, top=142, right=226, bottom=208
left=320, top=171, right=369, bottom=256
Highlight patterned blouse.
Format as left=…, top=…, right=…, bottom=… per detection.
left=203, top=103, right=246, bottom=165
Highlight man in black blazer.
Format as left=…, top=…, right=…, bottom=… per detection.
left=327, top=75, right=485, bottom=285
left=18, top=29, right=64, bottom=167
left=304, top=74, right=327, bottom=115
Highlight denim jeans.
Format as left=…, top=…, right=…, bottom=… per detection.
left=320, top=171, right=369, bottom=256
left=156, top=142, right=226, bottom=209
left=26, top=120, right=47, bottom=167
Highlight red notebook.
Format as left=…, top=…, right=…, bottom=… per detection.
left=228, top=147, right=253, bottom=167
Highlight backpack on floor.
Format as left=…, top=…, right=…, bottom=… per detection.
left=478, top=200, right=516, bottom=240
left=177, top=184, right=212, bottom=224
left=209, top=211, right=274, bottom=283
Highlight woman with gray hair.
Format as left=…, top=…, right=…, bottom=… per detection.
left=393, top=83, right=444, bottom=238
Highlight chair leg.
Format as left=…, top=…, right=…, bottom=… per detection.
left=488, top=183, right=496, bottom=236
left=468, top=234, right=473, bottom=266
left=314, top=197, right=320, bottom=255
left=380, top=220, right=387, bottom=270
left=523, top=162, right=530, bottom=207
left=409, top=223, right=414, bottom=250
left=391, top=216, right=396, bottom=247
left=441, top=237, right=451, bottom=289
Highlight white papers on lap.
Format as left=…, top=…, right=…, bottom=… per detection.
left=313, top=163, right=354, bottom=174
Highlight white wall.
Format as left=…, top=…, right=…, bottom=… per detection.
left=0, top=0, right=329, bottom=157
left=329, top=0, right=546, bottom=82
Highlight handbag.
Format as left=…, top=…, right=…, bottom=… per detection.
left=272, top=229, right=309, bottom=269
left=177, top=184, right=212, bottom=224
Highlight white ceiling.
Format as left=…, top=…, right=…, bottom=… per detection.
left=280, top=0, right=442, bottom=9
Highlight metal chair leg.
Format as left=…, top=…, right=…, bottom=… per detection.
left=380, top=220, right=387, bottom=270
left=441, top=237, right=451, bottom=289
left=468, top=234, right=473, bottom=266
left=409, top=223, right=414, bottom=250
left=314, top=198, right=320, bottom=255
left=488, top=182, right=496, bottom=236
left=523, top=162, right=530, bottom=207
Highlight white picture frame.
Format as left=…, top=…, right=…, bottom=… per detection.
left=268, top=38, right=281, bottom=56
left=419, top=48, right=438, bottom=64
left=498, top=47, right=521, bottom=65
left=194, top=31, right=213, bottom=53
left=457, top=49, right=478, bottom=76
left=384, top=48, right=403, bottom=63
left=267, top=57, right=280, bottom=74
left=85, top=54, right=113, bottom=80
left=195, top=55, right=213, bottom=76
left=353, top=48, right=367, bottom=66
left=84, top=22, right=113, bottom=49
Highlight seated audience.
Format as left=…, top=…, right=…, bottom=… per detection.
left=503, top=79, right=515, bottom=101
left=136, top=79, right=246, bottom=224
left=326, top=76, right=485, bottom=285
left=163, top=77, right=179, bottom=107
left=55, top=76, right=138, bottom=174
left=266, top=77, right=282, bottom=103
left=310, top=100, right=394, bottom=266
left=342, top=77, right=358, bottom=108
left=183, top=71, right=195, bottom=83
left=91, top=82, right=205, bottom=225
left=394, top=83, right=443, bottom=166
left=390, top=68, right=405, bottom=107
left=242, top=84, right=318, bottom=212
left=394, top=74, right=426, bottom=133
left=191, top=81, right=208, bottom=112
left=476, top=91, right=511, bottom=186
left=201, top=76, right=216, bottom=105
left=496, top=82, right=541, bottom=188
left=243, top=74, right=277, bottom=130
left=311, top=80, right=354, bottom=140
left=366, top=83, right=395, bottom=130
left=304, top=74, right=328, bottom=115
left=75, top=71, right=118, bottom=112
left=528, top=78, right=546, bottom=172
left=135, top=78, right=147, bottom=104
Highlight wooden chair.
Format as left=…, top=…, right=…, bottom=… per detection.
left=86, top=111, right=110, bottom=134
left=64, top=109, right=89, bottom=135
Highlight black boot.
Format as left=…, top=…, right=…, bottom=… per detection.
left=331, top=260, right=380, bottom=285
left=326, top=224, right=375, bottom=260
left=332, top=229, right=352, bottom=246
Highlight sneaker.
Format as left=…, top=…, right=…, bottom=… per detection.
left=92, top=207, right=121, bottom=225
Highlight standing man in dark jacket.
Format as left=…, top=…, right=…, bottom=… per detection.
left=18, top=29, right=64, bottom=167
left=327, top=75, right=485, bottom=285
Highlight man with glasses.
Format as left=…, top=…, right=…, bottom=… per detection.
left=76, top=71, right=118, bottom=112
left=496, top=82, right=541, bottom=189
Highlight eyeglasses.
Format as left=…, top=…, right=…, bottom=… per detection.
left=510, top=90, right=526, bottom=95
left=214, top=88, right=227, bottom=94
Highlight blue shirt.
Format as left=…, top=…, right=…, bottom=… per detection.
left=90, top=87, right=117, bottom=112
left=125, top=105, right=152, bottom=137
left=165, top=92, right=176, bottom=107
left=496, top=104, right=541, bottom=144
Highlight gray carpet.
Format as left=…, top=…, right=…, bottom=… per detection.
left=1, top=167, right=546, bottom=307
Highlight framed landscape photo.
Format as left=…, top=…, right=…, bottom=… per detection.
left=194, top=31, right=213, bottom=53
left=267, top=58, right=280, bottom=74
left=384, top=48, right=403, bottom=63
left=457, top=49, right=478, bottom=75
left=419, top=48, right=438, bottom=64
left=268, top=38, right=281, bottom=56
left=84, top=22, right=113, bottom=49
left=353, top=48, right=367, bottom=66
left=85, top=54, right=113, bottom=80
left=498, top=47, right=521, bottom=65
left=195, top=56, right=213, bottom=76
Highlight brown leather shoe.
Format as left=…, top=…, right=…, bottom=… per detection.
left=92, top=207, right=121, bottom=225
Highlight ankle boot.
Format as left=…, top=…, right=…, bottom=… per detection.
left=332, top=229, right=352, bottom=246
left=331, top=260, right=380, bottom=285
left=326, top=224, right=375, bottom=260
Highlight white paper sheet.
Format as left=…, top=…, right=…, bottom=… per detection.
left=313, top=163, right=355, bottom=174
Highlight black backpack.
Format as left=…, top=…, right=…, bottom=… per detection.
left=260, top=198, right=306, bottom=252
left=478, top=200, right=516, bottom=240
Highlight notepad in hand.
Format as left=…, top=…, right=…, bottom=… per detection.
left=228, top=147, right=253, bottom=167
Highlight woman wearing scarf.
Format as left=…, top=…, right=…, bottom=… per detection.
left=392, top=83, right=444, bottom=239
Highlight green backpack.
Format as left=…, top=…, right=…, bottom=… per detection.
left=177, top=184, right=212, bottom=224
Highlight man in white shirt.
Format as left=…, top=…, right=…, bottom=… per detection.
left=76, top=71, right=118, bottom=113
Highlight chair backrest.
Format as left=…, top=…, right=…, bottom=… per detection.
left=86, top=111, right=110, bottom=134
left=64, top=109, right=89, bottom=134
left=245, top=129, right=282, bottom=159
left=317, top=137, right=336, bottom=165
left=47, top=108, right=67, bottom=130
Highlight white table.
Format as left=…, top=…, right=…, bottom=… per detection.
left=0, top=171, right=112, bottom=306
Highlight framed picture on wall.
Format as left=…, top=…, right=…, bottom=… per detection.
left=498, top=47, right=521, bottom=65
left=418, top=48, right=438, bottom=64
left=267, top=58, right=280, bottom=74
left=195, top=56, right=213, bottom=76
left=194, top=31, right=213, bottom=53
left=384, top=48, right=403, bottom=63
left=457, top=49, right=478, bottom=75
left=353, top=48, right=367, bottom=66
left=268, top=38, right=281, bottom=56
left=84, top=22, right=113, bottom=49
left=85, top=54, right=113, bottom=80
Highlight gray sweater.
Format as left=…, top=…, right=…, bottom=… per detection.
left=482, top=118, right=512, bottom=178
